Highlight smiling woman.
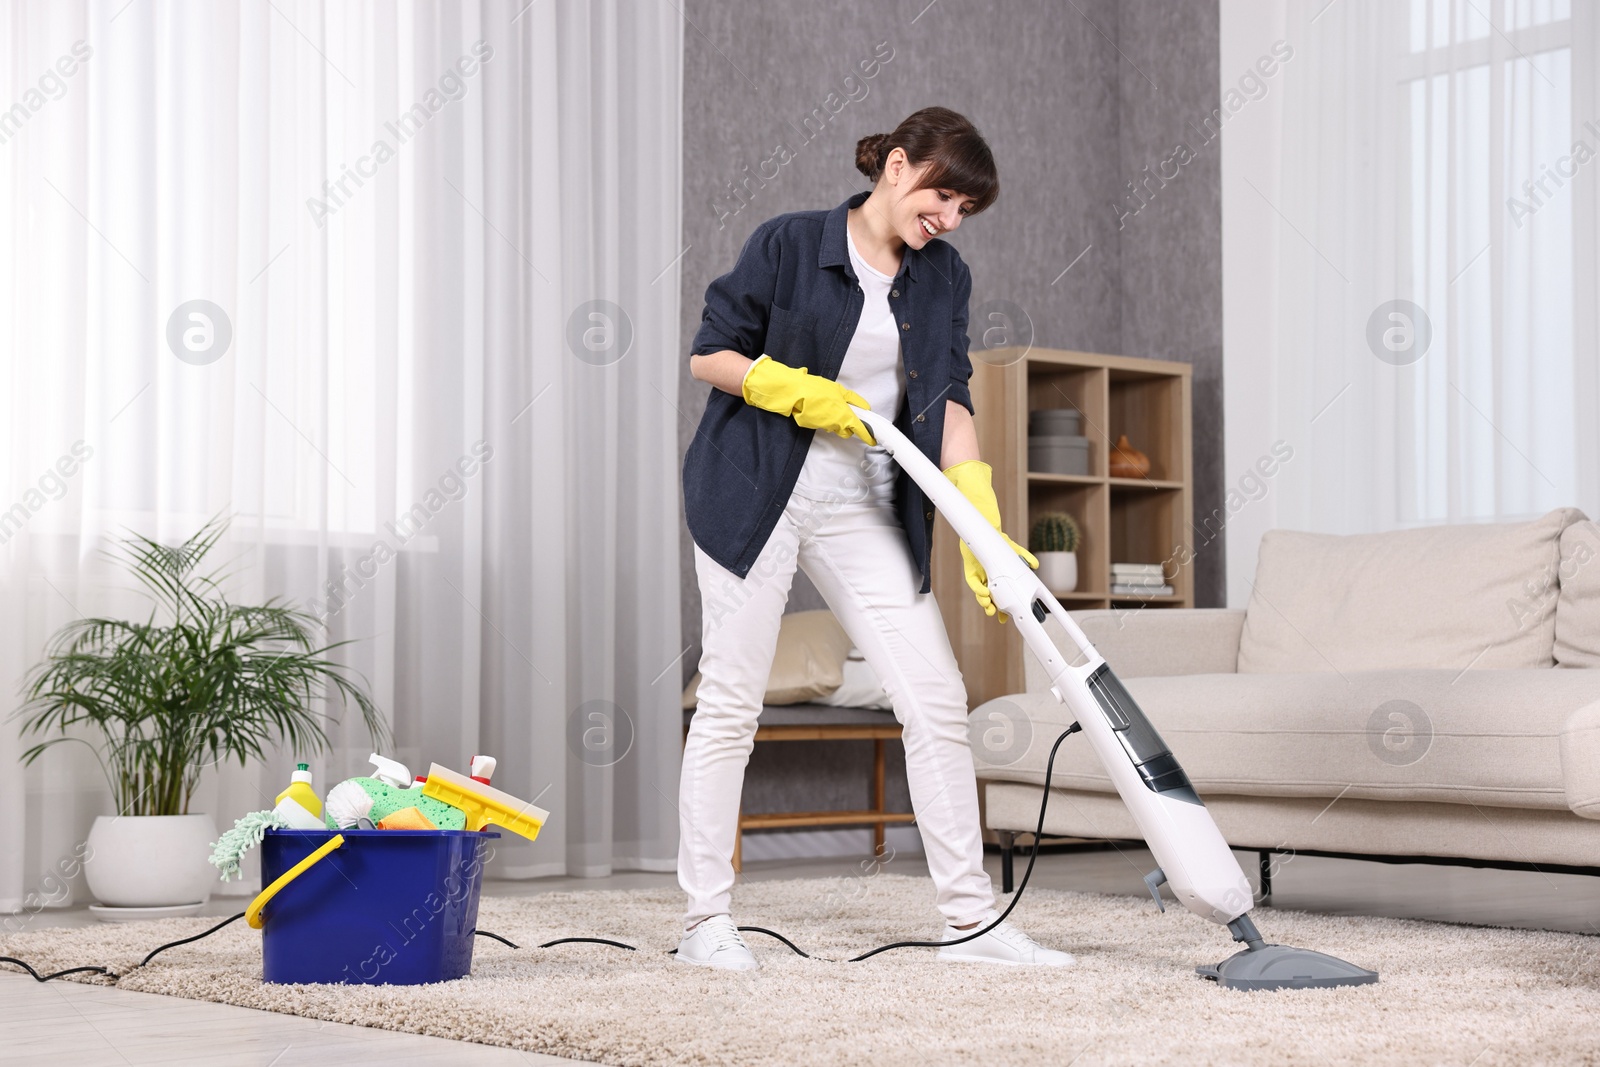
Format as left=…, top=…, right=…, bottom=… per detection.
left=679, top=106, right=1070, bottom=971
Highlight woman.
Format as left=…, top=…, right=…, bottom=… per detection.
left=679, top=107, right=1072, bottom=970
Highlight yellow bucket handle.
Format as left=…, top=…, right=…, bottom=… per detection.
left=245, top=833, right=346, bottom=930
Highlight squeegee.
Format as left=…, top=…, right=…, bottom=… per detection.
left=852, top=404, right=1376, bottom=990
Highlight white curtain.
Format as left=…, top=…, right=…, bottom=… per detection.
left=1222, top=0, right=1600, bottom=601
left=0, top=0, right=683, bottom=911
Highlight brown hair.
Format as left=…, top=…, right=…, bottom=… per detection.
left=854, top=107, right=999, bottom=216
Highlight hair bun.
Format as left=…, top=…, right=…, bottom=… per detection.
left=854, top=133, right=890, bottom=179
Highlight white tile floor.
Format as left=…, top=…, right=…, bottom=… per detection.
left=5, top=847, right=1598, bottom=1064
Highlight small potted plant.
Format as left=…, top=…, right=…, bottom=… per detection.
left=1030, top=511, right=1081, bottom=594
left=13, top=514, right=388, bottom=917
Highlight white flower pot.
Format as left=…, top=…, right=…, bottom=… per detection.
left=84, top=814, right=217, bottom=909
left=1037, top=551, right=1078, bottom=593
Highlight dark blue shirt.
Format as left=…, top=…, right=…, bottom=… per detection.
left=683, top=189, right=975, bottom=595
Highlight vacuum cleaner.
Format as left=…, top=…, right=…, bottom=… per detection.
left=851, top=404, right=1377, bottom=991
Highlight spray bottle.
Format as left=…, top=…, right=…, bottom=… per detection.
left=469, top=755, right=497, bottom=784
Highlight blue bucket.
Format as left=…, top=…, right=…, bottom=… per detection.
left=256, top=828, right=500, bottom=985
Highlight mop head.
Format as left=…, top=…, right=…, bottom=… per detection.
left=210, top=809, right=289, bottom=882
left=323, top=776, right=466, bottom=830
left=1198, top=944, right=1379, bottom=990
left=1197, top=916, right=1379, bottom=991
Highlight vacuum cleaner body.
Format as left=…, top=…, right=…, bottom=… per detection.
left=853, top=407, right=1251, bottom=924
left=852, top=406, right=1377, bottom=989
left=1052, top=659, right=1254, bottom=924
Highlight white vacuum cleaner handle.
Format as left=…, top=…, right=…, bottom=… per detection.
left=852, top=405, right=1254, bottom=926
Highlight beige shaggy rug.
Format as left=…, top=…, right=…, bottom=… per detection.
left=2, top=874, right=1598, bottom=1066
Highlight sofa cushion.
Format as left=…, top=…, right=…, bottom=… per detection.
left=1561, top=700, right=1600, bottom=819
left=1025, top=610, right=1244, bottom=688
left=1555, top=519, right=1600, bottom=668
left=970, top=668, right=1600, bottom=811
left=1237, top=508, right=1584, bottom=674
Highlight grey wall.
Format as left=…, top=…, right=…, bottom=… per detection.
left=1115, top=1, right=1226, bottom=608
left=676, top=1, right=1222, bottom=822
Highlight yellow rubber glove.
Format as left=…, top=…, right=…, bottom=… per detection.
left=741, top=354, right=875, bottom=444
left=942, top=459, right=1039, bottom=624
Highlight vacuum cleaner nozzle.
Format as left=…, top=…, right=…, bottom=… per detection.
left=1197, top=914, right=1379, bottom=991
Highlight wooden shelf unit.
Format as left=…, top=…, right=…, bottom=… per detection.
left=932, top=347, right=1194, bottom=708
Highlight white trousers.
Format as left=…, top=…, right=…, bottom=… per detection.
left=680, top=486, right=995, bottom=931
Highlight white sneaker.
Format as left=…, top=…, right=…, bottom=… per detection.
left=936, top=909, right=1075, bottom=967
left=675, top=915, right=760, bottom=971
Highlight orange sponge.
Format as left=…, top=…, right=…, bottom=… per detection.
left=376, top=806, right=437, bottom=830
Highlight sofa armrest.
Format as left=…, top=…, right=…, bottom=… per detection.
left=1561, top=699, right=1600, bottom=819
left=1022, top=608, right=1246, bottom=691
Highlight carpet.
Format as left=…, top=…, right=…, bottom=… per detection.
left=3, top=874, right=1598, bottom=1066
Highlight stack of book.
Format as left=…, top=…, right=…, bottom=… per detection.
left=1110, top=562, right=1172, bottom=597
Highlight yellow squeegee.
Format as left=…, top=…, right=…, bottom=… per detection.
left=420, top=763, right=549, bottom=841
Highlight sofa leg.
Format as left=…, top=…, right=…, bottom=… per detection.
left=1000, top=832, right=1016, bottom=894
left=1258, top=849, right=1273, bottom=903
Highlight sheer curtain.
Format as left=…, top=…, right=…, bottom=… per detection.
left=1222, top=0, right=1600, bottom=602
left=0, top=0, right=683, bottom=911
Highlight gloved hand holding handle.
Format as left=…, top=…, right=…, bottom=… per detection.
left=741, top=354, right=876, bottom=444
left=942, top=459, right=1039, bottom=624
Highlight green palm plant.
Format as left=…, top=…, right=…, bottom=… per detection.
left=13, top=513, right=389, bottom=817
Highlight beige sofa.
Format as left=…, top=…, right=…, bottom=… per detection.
left=972, top=507, right=1600, bottom=895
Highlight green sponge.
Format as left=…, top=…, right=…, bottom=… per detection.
left=323, top=776, right=466, bottom=830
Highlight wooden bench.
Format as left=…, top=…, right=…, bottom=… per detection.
left=682, top=703, right=915, bottom=871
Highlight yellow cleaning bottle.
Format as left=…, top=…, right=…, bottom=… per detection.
left=273, top=763, right=326, bottom=829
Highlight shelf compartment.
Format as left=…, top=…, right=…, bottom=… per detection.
left=1027, top=480, right=1107, bottom=597
left=1026, top=363, right=1106, bottom=478
left=1108, top=370, right=1185, bottom=482
left=1108, top=486, right=1186, bottom=597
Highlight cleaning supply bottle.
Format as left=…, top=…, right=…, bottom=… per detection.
left=273, top=763, right=326, bottom=830
left=368, top=753, right=414, bottom=789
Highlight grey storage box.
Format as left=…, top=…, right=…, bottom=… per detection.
left=1028, top=408, right=1082, bottom=437
left=1028, top=434, right=1091, bottom=475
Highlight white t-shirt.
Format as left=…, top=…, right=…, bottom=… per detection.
left=791, top=223, right=906, bottom=504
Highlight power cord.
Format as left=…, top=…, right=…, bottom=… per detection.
left=733, top=925, right=820, bottom=960
left=1, top=911, right=247, bottom=983
left=479, top=720, right=1085, bottom=964
left=0, top=723, right=1081, bottom=980
left=848, top=721, right=1080, bottom=961
left=533, top=936, right=636, bottom=952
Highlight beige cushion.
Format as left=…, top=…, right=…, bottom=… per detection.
left=1237, top=508, right=1585, bottom=674
left=682, top=609, right=854, bottom=708
left=1026, top=610, right=1244, bottom=690
left=1555, top=519, right=1600, bottom=668
left=970, top=668, right=1600, bottom=811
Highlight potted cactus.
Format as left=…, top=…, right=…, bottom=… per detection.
left=1029, top=511, right=1081, bottom=593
